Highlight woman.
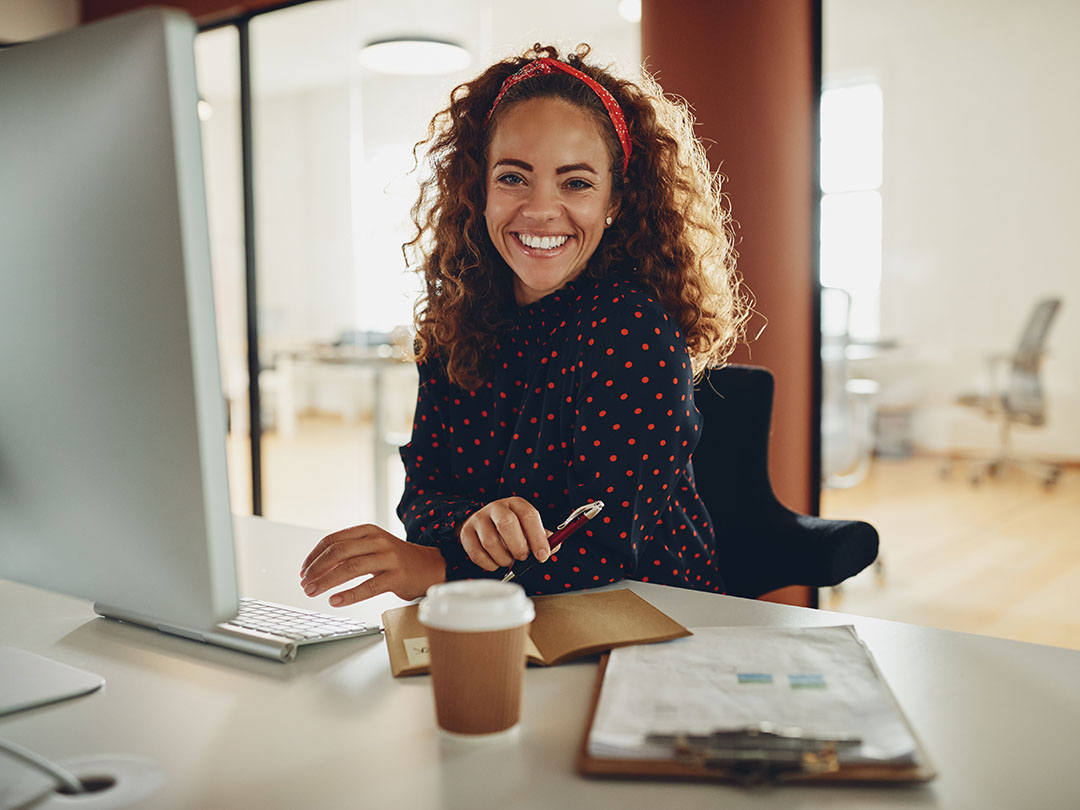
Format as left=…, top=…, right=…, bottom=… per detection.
left=300, top=44, right=747, bottom=606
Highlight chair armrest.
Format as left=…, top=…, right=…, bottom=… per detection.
left=717, top=511, right=879, bottom=599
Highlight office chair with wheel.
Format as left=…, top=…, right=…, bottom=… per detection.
left=951, top=297, right=1063, bottom=488
left=692, top=364, right=879, bottom=599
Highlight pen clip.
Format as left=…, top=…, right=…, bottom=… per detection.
left=556, top=499, right=605, bottom=530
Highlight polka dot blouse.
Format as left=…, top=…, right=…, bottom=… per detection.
left=397, top=274, right=724, bottom=595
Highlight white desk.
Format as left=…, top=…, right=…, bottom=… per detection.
left=2, top=517, right=1079, bottom=809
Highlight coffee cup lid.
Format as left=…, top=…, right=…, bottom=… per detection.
left=418, top=580, right=535, bottom=632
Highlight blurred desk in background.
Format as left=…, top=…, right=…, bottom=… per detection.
left=267, top=340, right=413, bottom=527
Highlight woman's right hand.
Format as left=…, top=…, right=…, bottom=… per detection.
left=299, top=524, right=447, bottom=606
left=458, top=497, right=552, bottom=572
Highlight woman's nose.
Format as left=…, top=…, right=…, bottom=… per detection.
left=520, top=184, right=560, bottom=221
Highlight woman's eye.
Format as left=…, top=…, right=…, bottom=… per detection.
left=566, top=178, right=595, bottom=190
left=496, top=172, right=524, bottom=185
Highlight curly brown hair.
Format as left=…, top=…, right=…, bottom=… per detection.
left=405, top=43, right=748, bottom=390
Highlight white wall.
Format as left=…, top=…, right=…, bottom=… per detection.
left=255, top=85, right=357, bottom=342
left=826, top=0, right=1080, bottom=459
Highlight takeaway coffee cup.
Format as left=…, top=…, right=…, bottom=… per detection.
left=418, top=580, right=535, bottom=737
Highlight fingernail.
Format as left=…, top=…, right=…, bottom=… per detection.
left=537, top=549, right=549, bottom=562
left=330, top=595, right=343, bottom=606
left=304, top=583, right=317, bottom=595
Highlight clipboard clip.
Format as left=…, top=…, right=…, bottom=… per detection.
left=645, top=722, right=863, bottom=785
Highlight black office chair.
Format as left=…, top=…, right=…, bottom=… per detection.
left=692, top=364, right=879, bottom=599
left=951, top=297, right=1063, bottom=488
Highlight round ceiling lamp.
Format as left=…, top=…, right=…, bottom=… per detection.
left=617, top=0, right=642, bottom=23
left=360, top=37, right=471, bottom=76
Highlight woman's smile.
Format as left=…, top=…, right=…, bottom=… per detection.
left=513, top=232, right=572, bottom=252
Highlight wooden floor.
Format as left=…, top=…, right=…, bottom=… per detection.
left=821, top=456, right=1080, bottom=651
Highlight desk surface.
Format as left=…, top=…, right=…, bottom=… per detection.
left=2, top=517, right=1079, bottom=809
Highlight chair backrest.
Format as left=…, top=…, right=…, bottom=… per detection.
left=691, top=364, right=879, bottom=598
left=692, top=365, right=782, bottom=528
left=1007, top=298, right=1062, bottom=423
left=1014, top=297, right=1062, bottom=371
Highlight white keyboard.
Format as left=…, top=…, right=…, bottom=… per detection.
left=211, top=598, right=382, bottom=662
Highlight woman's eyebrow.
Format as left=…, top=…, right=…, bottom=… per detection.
left=555, top=162, right=600, bottom=175
left=491, top=158, right=600, bottom=175
left=493, top=158, right=532, bottom=171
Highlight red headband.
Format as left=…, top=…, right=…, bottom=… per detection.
left=485, top=57, right=632, bottom=175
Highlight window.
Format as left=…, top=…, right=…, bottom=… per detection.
left=819, top=82, right=883, bottom=341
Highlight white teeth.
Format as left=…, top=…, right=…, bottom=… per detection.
left=518, top=233, right=569, bottom=250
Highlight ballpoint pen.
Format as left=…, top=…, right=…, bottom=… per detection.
left=501, top=500, right=605, bottom=582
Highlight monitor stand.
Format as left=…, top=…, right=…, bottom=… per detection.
left=0, top=647, right=104, bottom=717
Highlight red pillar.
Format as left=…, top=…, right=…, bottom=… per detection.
left=642, top=0, right=820, bottom=606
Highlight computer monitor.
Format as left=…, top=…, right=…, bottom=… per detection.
left=0, top=8, right=237, bottom=632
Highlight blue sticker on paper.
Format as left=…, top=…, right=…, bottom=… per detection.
left=789, top=673, right=827, bottom=689
left=736, top=672, right=774, bottom=685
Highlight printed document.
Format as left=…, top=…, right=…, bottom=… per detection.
left=588, top=625, right=917, bottom=765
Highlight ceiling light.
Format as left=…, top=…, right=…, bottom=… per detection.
left=617, top=0, right=642, bottom=23
left=360, top=37, right=471, bottom=76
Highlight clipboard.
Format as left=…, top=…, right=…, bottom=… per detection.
left=577, top=650, right=937, bottom=786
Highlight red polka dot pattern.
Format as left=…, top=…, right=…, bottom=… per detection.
left=397, top=275, right=723, bottom=595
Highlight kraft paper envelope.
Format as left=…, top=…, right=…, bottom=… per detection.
left=382, top=588, right=691, bottom=678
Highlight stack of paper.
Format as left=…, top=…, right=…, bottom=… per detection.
left=588, top=625, right=918, bottom=766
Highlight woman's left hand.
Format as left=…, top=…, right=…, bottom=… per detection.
left=299, top=525, right=446, bottom=606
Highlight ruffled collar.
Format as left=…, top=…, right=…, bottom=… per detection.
left=511, top=274, right=599, bottom=342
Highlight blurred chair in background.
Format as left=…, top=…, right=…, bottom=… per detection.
left=820, top=286, right=880, bottom=489
left=949, top=297, right=1063, bottom=489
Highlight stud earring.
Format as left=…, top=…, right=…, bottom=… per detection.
left=605, top=216, right=613, bottom=226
